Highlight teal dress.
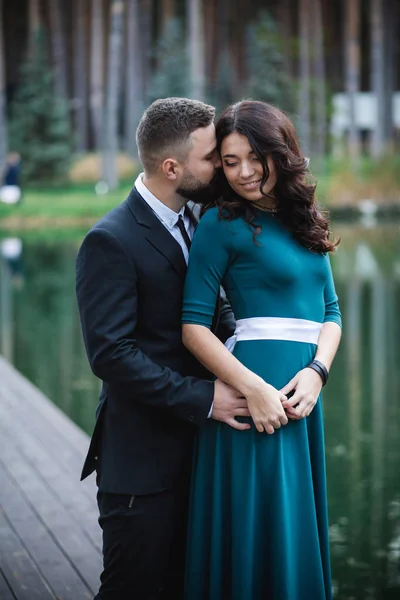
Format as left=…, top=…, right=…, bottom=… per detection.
left=182, top=208, right=341, bottom=600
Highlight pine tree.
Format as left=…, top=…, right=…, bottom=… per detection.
left=245, top=12, right=295, bottom=114
left=8, top=31, right=71, bottom=185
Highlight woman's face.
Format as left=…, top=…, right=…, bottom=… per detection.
left=220, top=132, right=277, bottom=205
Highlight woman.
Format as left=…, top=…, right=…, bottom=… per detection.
left=182, top=101, right=342, bottom=600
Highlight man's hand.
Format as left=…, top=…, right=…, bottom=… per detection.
left=280, top=368, right=323, bottom=420
left=211, top=380, right=251, bottom=431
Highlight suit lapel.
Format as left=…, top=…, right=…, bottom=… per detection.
left=127, top=188, right=222, bottom=332
left=126, top=187, right=187, bottom=277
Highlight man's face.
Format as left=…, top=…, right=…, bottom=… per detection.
left=177, top=124, right=220, bottom=203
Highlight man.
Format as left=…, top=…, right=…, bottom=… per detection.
left=76, top=97, right=250, bottom=600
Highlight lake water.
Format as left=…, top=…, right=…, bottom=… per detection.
left=0, top=220, right=399, bottom=599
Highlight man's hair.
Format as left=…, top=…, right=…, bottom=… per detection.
left=136, top=97, right=215, bottom=175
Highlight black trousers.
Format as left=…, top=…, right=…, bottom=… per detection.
left=94, top=481, right=190, bottom=600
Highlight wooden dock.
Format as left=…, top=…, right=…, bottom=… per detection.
left=0, top=355, right=102, bottom=599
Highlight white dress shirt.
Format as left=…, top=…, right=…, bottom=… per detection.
left=134, top=174, right=214, bottom=418
left=135, top=174, right=194, bottom=264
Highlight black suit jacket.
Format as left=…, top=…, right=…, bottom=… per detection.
left=76, top=187, right=235, bottom=494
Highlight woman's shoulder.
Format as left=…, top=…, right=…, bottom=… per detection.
left=197, top=206, right=244, bottom=234
left=198, top=206, right=219, bottom=223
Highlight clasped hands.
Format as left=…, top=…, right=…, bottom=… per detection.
left=213, top=367, right=323, bottom=433
left=249, top=367, right=323, bottom=433
left=213, top=368, right=323, bottom=434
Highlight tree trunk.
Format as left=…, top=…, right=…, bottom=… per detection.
left=217, top=0, right=229, bottom=66
left=140, top=0, right=152, bottom=97
left=187, top=0, right=205, bottom=100
left=124, top=0, right=143, bottom=156
left=29, top=0, right=41, bottom=31
left=161, top=0, right=174, bottom=33
left=28, top=0, right=41, bottom=54
left=102, top=0, right=125, bottom=189
left=0, top=0, right=7, bottom=169
left=298, top=0, right=311, bottom=154
left=345, top=0, right=361, bottom=161
left=383, top=0, right=395, bottom=150
left=48, top=0, right=68, bottom=99
left=90, top=0, right=104, bottom=151
left=278, top=0, right=293, bottom=77
left=203, top=0, right=217, bottom=85
left=212, top=0, right=236, bottom=108
left=370, top=0, right=385, bottom=157
left=311, top=0, right=326, bottom=164
left=73, top=0, right=88, bottom=152
left=231, top=0, right=245, bottom=90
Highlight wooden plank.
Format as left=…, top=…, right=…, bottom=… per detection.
left=0, top=569, right=16, bottom=600
left=0, top=462, right=93, bottom=600
left=0, top=401, right=97, bottom=521
left=0, top=378, right=95, bottom=497
left=0, top=382, right=98, bottom=506
left=0, top=390, right=97, bottom=506
left=0, top=410, right=101, bottom=553
left=0, top=355, right=91, bottom=455
left=0, top=421, right=101, bottom=553
left=0, top=356, right=103, bottom=597
left=0, top=441, right=102, bottom=594
left=0, top=356, right=88, bottom=451
left=0, top=507, right=55, bottom=600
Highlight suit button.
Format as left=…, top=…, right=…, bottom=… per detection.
left=189, top=415, right=195, bottom=422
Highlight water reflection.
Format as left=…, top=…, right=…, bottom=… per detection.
left=324, top=223, right=400, bottom=599
left=0, top=236, right=100, bottom=433
left=0, top=224, right=399, bottom=599
left=0, top=238, right=23, bottom=360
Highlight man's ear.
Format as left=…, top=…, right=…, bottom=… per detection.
left=161, top=158, right=182, bottom=181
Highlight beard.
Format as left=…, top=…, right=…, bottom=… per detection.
left=177, top=169, right=219, bottom=205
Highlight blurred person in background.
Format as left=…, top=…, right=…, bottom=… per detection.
left=76, top=97, right=251, bottom=600
left=182, top=100, right=342, bottom=600
left=0, top=152, right=22, bottom=205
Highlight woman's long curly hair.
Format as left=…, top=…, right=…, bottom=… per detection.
left=202, top=101, right=338, bottom=253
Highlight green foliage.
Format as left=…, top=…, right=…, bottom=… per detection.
left=245, top=12, right=295, bottom=113
left=8, top=31, right=72, bottom=185
left=147, top=19, right=189, bottom=102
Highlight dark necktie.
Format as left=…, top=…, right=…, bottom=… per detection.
left=176, top=214, right=192, bottom=251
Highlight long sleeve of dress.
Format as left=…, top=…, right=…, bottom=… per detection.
left=182, top=208, right=232, bottom=329
left=323, top=254, right=342, bottom=327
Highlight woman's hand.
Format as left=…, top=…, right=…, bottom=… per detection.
left=243, top=376, right=288, bottom=434
left=280, top=368, right=323, bottom=420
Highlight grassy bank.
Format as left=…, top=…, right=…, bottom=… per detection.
left=1, top=155, right=400, bottom=232
left=0, top=183, right=133, bottom=230
left=316, top=155, right=400, bottom=207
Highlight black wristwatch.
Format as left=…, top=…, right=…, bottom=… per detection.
left=307, top=359, right=329, bottom=386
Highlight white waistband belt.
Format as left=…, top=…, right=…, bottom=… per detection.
left=224, top=317, right=322, bottom=351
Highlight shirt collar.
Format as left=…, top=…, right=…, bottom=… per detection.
left=135, top=173, right=184, bottom=230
